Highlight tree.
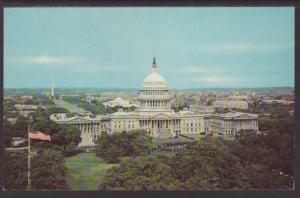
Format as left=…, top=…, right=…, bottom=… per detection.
left=13, top=115, right=28, bottom=138
left=30, top=108, right=82, bottom=156
left=47, top=106, right=70, bottom=114
left=100, top=133, right=294, bottom=190
left=231, top=127, right=294, bottom=188
left=3, top=100, right=81, bottom=190
left=38, top=96, right=55, bottom=106
left=100, top=138, right=246, bottom=190
left=100, top=156, right=179, bottom=190
left=95, top=130, right=154, bottom=163
left=52, top=124, right=82, bottom=156
left=3, top=151, right=28, bottom=190
left=169, top=138, right=253, bottom=189
left=31, top=149, right=69, bottom=190
left=4, top=119, right=14, bottom=147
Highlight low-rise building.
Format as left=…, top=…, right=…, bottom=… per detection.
left=262, top=100, right=294, bottom=105
left=102, top=97, right=138, bottom=108
left=213, top=99, right=248, bottom=110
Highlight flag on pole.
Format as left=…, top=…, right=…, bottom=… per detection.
left=29, top=131, right=51, bottom=141
left=27, top=126, right=52, bottom=190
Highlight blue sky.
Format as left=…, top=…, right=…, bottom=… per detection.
left=4, top=7, right=294, bottom=89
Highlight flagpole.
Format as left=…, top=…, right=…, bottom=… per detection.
left=27, top=123, right=31, bottom=190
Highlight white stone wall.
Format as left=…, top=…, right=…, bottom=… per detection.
left=210, top=117, right=258, bottom=135
left=110, top=118, right=139, bottom=133
left=180, top=117, right=205, bottom=134
left=53, top=112, right=258, bottom=147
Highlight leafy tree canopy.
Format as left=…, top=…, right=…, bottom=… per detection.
left=30, top=108, right=82, bottom=156
left=100, top=130, right=294, bottom=190
left=95, top=129, right=154, bottom=163
left=31, top=149, right=69, bottom=190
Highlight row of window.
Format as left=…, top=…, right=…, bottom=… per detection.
left=92, top=134, right=101, bottom=140
left=182, top=129, right=201, bottom=133
left=182, top=120, right=203, bottom=126
left=114, top=124, right=135, bottom=129
left=211, top=121, right=256, bottom=127
left=113, top=120, right=135, bottom=124
left=182, top=123, right=202, bottom=127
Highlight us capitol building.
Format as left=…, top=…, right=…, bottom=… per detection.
left=50, top=58, right=259, bottom=147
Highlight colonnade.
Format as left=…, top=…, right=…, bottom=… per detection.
left=232, top=119, right=258, bottom=131
left=140, top=90, right=169, bottom=96
left=211, top=119, right=259, bottom=135
left=67, top=122, right=109, bottom=135
left=139, top=119, right=181, bottom=136
left=140, top=99, right=170, bottom=108
left=74, top=122, right=101, bottom=133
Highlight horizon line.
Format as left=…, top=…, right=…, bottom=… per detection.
left=4, top=86, right=295, bottom=90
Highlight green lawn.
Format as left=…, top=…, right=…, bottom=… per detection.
left=65, top=153, right=117, bottom=190
left=53, top=99, right=86, bottom=113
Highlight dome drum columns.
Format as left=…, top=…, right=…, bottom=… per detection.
left=138, top=58, right=172, bottom=112
left=139, top=99, right=171, bottom=109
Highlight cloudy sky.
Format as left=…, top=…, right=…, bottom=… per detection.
left=4, top=7, right=294, bottom=89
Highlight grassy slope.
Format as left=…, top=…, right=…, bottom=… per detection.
left=53, top=99, right=86, bottom=113
left=65, top=153, right=116, bottom=190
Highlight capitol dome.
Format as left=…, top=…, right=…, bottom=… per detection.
left=142, top=58, right=167, bottom=89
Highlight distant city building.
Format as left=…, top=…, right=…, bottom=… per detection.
left=213, top=99, right=248, bottom=110
left=262, top=100, right=294, bottom=105
left=102, top=97, right=138, bottom=108
left=228, top=95, right=248, bottom=100
left=14, top=104, right=44, bottom=117
left=84, top=95, right=114, bottom=104
left=11, top=137, right=26, bottom=146
left=59, top=94, right=80, bottom=100
left=50, top=58, right=258, bottom=146
left=43, top=92, right=50, bottom=97
left=21, top=95, right=33, bottom=100
left=190, top=104, right=216, bottom=114
left=14, top=104, right=38, bottom=111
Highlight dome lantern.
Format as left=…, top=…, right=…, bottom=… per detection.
left=142, top=57, right=167, bottom=89
left=152, top=57, right=157, bottom=72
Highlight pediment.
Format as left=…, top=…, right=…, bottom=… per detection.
left=151, top=113, right=172, bottom=119
left=68, top=117, right=93, bottom=123
left=235, top=114, right=255, bottom=119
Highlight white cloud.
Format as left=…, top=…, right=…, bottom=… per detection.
left=6, top=55, right=130, bottom=73
left=183, top=66, right=225, bottom=73
left=8, top=55, right=82, bottom=65
left=177, top=66, right=250, bottom=84
left=73, top=65, right=128, bottom=73
left=191, top=76, right=248, bottom=83
left=30, top=56, right=81, bottom=64
left=194, top=42, right=293, bottom=54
